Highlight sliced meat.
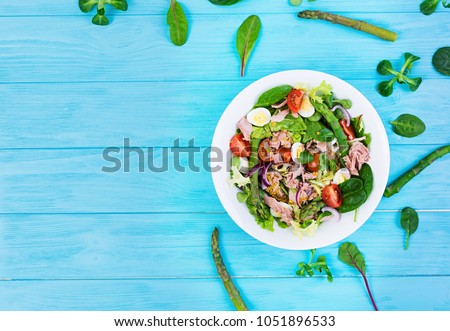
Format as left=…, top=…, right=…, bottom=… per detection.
left=296, top=182, right=318, bottom=205
left=343, top=141, right=370, bottom=176
left=264, top=196, right=293, bottom=224
left=284, top=164, right=304, bottom=188
left=305, top=139, right=327, bottom=154
left=271, top=109, right=289, bottom=122
left=237, top=117, right=253, bottom=141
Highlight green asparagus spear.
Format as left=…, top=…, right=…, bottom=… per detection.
left=298, top=10, right=398, bottom=42
left=249, top=138, right=262, bottom=204
left=384, top=145, right=450, bottom=198
left=312, top=101, right=349, bottom=156
left=211, top=228, right=249, bottom=311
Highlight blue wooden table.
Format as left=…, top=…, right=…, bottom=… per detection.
left=0, top=1, right=449, bottom=311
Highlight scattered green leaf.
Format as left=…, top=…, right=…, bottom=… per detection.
left=79, top=0, right=128, bottom=26
left=297, top=249, right=333, bottom=282
left=376, top=53, right=422, bottom=97
left=209, top=0, right=241, bottom=5
left=420, top=0, right=442, bottom=15
left=167, top=0, right=189, bottom=46
left=432, top=47, right=450, bottom=76
left=338, top=242, right=378, bottom=311
left=236, top=15, right=261, bottom=77
left=390, top=114, right=426, bottom=138
left=400, top=207, right=419, bottom=250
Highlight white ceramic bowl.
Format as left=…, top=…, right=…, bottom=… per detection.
left=211, top=70, right=389, bottom=250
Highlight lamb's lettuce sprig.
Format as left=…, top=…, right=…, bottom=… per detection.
left=79, top=0, right=128, bottom=26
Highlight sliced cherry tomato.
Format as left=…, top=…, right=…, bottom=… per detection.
left=322, top=184, right=342, bottom=208
left=306, top=153, right=320, bottom=172
left=229, top=133, right=250, bottom=157
left=339, top=119, right=356, bottom=140
left=258, top=138, right=274, bottom=162
left=279, top=147, right=292, bottom=163
left=287, top=89, right=305, bottom=114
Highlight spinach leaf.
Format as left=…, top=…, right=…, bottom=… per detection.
left=79, top=0, right=128, bottom=26
left=296, top=249, right=333, bottom=283
left=254, top=85, right=293, bottom=107
left=167, top=0, right=189, bottom=46
left=209, top=0, right=241, bottom=5
left=400, top=207, right=419, bottom=250
left=333, top=99, right=352, bottom=109
left=338, top=242, right=378, bottom=310
left=337, top=178, right=367, bottom=213
left=432, top=47, right=450, bottom=76
left=236, top=15, right=261, bottom=77
left=304, top=119, right=334, bottom=143
left=390, top=114, right=426, bottom=138
left=270, top=114, right=306, bottom=132
left=420, top=0, right=441, bottom=15
left=307, top=111, right=322, bottom=122
left=357, top=164, right=373, bottom=198
left=339, top=178, right=363, bottom=197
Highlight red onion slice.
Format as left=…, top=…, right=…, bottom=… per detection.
left=321, top=207, right=341, bottom=222
left=245, top=163, right=262, bottom=177
left=261, top=162, right=272, bottom=187
left=271, top=99, right=287, bottom=109
left=331, top=104, right=351, bottom=126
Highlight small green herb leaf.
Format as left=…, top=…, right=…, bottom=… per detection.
left=79, top=0, right=98, bottom=13
left=390, top=114, right=426, bottom=138
left=400, top=207, right=419, bottom=250
left=377, top=78, right=395, bottom=97
left=402, top=53, right=421, bottom=74
left=290, top=0, right=303, bottom=5
left=377, top=60, right=395, bottom=75
left=209, top=0, right=241, bottom=5
left=167, top=0, right=189, bottom=46
left=443, top=0, right=450, bottom=8
left=432, top=47, right=450, bottom=76
left=92, top=10, right=109, bottom=25
left=110, top=0, right=128, bottom=11
left=236, top=15, right=261, bottom=77
left=296, top=249, right=333, bottom=283
left=420, top=0, right=441, bottom=15
left=404, top=77, right=422, bottom=92
left=254, top=85, right=292, bottom=107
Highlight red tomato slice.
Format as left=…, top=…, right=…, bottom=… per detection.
left=287, top=89, right=305, bottom=114
left=339, top=120, right=356, bottom=140
left=306, top=153, right=320, bottom=172
left=229, top=134, right=250, bottom=157
left=322, top=184, right=343, bottom=208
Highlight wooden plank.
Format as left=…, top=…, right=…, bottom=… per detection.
left=0, top=14, right=447, bottom=83
left=0, top=80, right=448, bottom=148
left=0, top=212, right=448, bottom=279
left=0, top=276, right=448, bottom=310
left=2, top=0, right=444, bottom=16
left=0, top=145, right=448, bottom=213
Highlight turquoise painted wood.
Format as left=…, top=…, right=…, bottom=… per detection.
left=0, top=0, right=449, bottom=311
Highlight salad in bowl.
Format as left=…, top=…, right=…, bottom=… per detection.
left=228, top=81, right=373, bottom=239
left=211, top=70, right=389, bottom=249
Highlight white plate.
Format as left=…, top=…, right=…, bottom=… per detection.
left=211, top=70, right=389, bottom=250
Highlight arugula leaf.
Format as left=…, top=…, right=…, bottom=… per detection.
left=297, top=249, right=333, bottom=283
left=400, top=207, right=419, bottom=250
left=338, top=242, right=378, bottom=311
left=236, top=15, right=261, bottom=77
left=167, top=0, right=189, bottom=46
